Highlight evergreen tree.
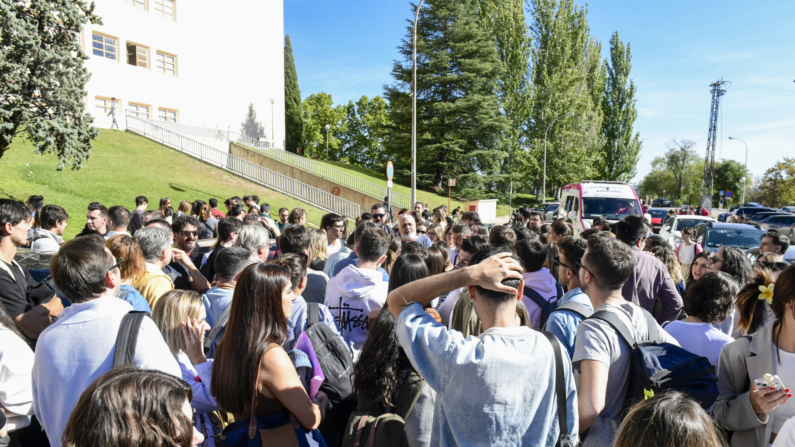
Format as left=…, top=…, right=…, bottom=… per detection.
left=525, top=0, right=603, bottom=197
left=240, top=103, right=266, bottom=139
left=384, top=0, right=507, bottom=197
left=284, top=35, right=304, bottom=154
left=0, top=0, right=101, bottom=170
left=598, top=32, right=642, bottom=182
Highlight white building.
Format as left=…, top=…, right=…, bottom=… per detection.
left=83, top=0, right=285, bottom=147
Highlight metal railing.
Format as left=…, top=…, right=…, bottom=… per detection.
left=134, top=117, right=277, bottom=149
left=126, top=116, right=360, bottom=218
left=240, top=145, right=412, bottom=209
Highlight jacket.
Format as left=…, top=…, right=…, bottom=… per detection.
left=713, top=323, right=779, bottom=447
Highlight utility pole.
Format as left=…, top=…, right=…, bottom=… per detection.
left=324, top=124, right=330, bottom=161
left=411, top=0, right=424, bottom=206
left=700, top=80, right=728, bottom=207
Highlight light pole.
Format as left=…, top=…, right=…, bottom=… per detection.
left=542, top=112, right=574, bottom=204
left=728, top=136, right=748, bottom=205
left=270, top=99, right=275, bottom=147
left=325, top=124, right=330, bottom=161
left=411, top=0, right=424, bottom=206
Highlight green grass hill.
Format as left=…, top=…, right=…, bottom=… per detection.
left=0, top=130, right=327, bottom=240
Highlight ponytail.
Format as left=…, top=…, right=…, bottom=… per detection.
left=735, top=269, right=775, bottom=336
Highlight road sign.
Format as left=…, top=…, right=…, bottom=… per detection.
left=719, top=190, right=724, bottom=196
left=387, top=180, right=393, bottom=188
left=725, top=191, right=732, bottom=198
left=448, top=178, right=456, bottom=187
left=386, top=161, right=394, bottom=180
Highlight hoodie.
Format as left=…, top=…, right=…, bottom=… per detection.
left=324, top=264, right=389, bottom=360
left=522, top=268, right=559, bottom=330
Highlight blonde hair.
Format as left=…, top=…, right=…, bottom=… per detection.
left=152, top=290, right=203, bottom=356
left=427, top=224, right=444, bottom=243
left=650, top=245, right=684, bottom=283
left=310, top=229, right=329, bottom=261
left=177, top=200, right=191, bottom=215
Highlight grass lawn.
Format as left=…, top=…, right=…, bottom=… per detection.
left=316, top=160, right=515, bottom=217
left=0, top=129, right=327, bottom=240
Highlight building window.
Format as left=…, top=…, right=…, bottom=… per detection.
left=129, top=103, right=151, bottom=118
left=154, top=0, right=175, bottom=21
left=158, top=108, right=178, bottom=123
left=92, top=33, right=117, bottom=60
left=95, top=96, right=120, bottom=116
left=124, top=0, right=146, bottom=10
left=126, top=43, right=149, bottom=68
left=156, top=52, right=177, bottom=76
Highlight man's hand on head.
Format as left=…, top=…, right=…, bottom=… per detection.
left=471, top=252, right=523, bottom=295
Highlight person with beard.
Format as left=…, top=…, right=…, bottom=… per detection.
left=166, top=216, right=210, bottom=293
left=398, top=213, right=432, bottom=248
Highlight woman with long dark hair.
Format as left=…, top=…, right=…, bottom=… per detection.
left=210, top=263, right=327, bottom=446
left=711, top=246, right=752, bottom=335
left=62, top=368, right=202, bottom=447
left=715, top=265, right=795, bottom=447
left=687, top=251, right=714, bottom=289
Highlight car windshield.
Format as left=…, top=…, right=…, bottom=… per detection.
left=648, top=209, right=667, bottom=218
left=705, top=228, right=765, bottom=249
left=674, top=219, right=707, bottom=231
left=582, top=198, right=641, bottom=220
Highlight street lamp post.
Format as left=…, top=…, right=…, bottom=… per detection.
left=325, top=124, right=330, bottom=161
left=542, top=112, right=574, bottom=205
left=270, top=99, right=275, bottom=147
left=728, top=136, right=748, bottom=205
left=411, top=0, right=424, bottom=206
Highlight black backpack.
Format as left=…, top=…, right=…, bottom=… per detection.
left=523, top=282, right=564, bottom=327
left=112, top=311, right=149, bottom=369
left=589, top=309, right=719, bottom=414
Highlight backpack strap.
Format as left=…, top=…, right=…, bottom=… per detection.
left=308, top=302, right=320, bottom=326
left=590, top=310, right=637, bottom=349
left=118, top=290, right=130, bottom=301
left=553, top=302, right=593, bottom=319
left=353, top=413, right=370, bottom=447
left=367, top=414, right=392, bottom=447
left=555, top=282, right=564, bottom=300
left=523, top=286, right=550, bottom=310
left=542, top=331, right=574, bottom=447
left=112, top=311, right=148, bottom=369
left=204, top=302, right=232, bottom=353
left=641, top=309, right=663, bottom=344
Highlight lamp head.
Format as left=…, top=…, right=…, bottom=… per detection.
left=566, top=112, right=575, bottom=117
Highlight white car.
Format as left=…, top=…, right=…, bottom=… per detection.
left=659, top=214, right=716, bottom=247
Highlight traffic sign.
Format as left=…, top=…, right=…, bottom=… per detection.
left=386, top=161, right=394, bottom=181
left=719, top=191, right=724, bottom=196
left=448, top=178, right=456, bottom=187
left=387, top=180, right=393, bottom=188
left=725, top=191, right=732, bottom=198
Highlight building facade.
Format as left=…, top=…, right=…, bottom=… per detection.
left=83, top=0, right=285, bottom=148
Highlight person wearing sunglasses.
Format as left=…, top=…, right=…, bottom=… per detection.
left=370, top=203, right=394, bottom=234
left=166, top=216, right=211, bottom=294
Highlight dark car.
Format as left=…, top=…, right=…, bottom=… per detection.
left=647, top=208, right=668, bottom=233
left=748, top=211, right=789, bottom=223
left=760, top=214, right=795, bottom=240
left=652, top=198, right=672, bottom=207
left=736, top=207, right=779, bottom=218
left=693, top=222, right=766, bottom=253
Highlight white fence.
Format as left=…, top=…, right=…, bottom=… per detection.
left=125, top=116, right=360, bottom=218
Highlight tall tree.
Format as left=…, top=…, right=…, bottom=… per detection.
left=300, top=92, right=346, bottom=160
left=597, top=32, right=642, bottom=181
left=284, top=35, right=303, bottom=154
left=0, top=0, right=101, bottom=170
left=713, top=159, right=748, bottom=205
left=639, top=139, right=701, bottom=202
left=339, top=95, right=391, bottom=169
left=758, top=158, right=795, bottom=207
left=526, top=0, right=603, bottom=197
left=384, top=0, right=507, bottom=198
left=240, top=103, right=266, bottom=139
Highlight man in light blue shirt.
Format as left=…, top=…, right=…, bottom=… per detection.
left=201, top=247, right=249, bottom=328
left=388, top=247, right=578, bottom=447
left=544, top=236, right=593, bottom=358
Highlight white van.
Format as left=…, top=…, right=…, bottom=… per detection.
left=558, top=181, right=644, bottom=234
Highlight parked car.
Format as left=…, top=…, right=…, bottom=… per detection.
left=746, top=246, right=795, bottom=265
left=748, top=211, right=790, bottom=223
left=647, top=208, right=668, bottom=234
left=659, top=214, right=716, bottom=247
left=539, top=202, right=560, bottom=222
left=742, top=202, right=764, bottom=208
left=781, top=206, right=795, bottom=213
left=652, top=198, right=672, bottom=207
left=760, top=214, right=795, bottom=240
left=693, top=222, right=767, bottom=253
left=735, top=207, right=779, bottom=219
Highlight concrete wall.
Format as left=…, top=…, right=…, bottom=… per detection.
left=84, top=0, right=285, bottom=147
left=230, top=143, right=401, bottom=218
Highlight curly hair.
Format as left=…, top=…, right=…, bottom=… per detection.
left=353, top=307, right=414, bottom=409
left=734, top=269, right=776, bottom=336
left=683, top=271, right=738, bottom=324
left=717, top=246, right=752, bottom=286
left=649, top=245, right=683, bottom=284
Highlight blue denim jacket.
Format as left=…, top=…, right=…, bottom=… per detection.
left=397, top=302, right=579, bottom=446
left=543, top=287, right=593, bottom=358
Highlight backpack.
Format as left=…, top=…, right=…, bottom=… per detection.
left=550, top=301, right=593, bottom=320
left=112, top=311, right=149, bottom=369
left=523, top=282, right=564, bottom=328
left=203, top=303, right=232, bottom=359
left=304, top=302, right=356, bottom=430
left=342, top=373, right=427, bottom=447
left=589, top=309, right=719, bottom=414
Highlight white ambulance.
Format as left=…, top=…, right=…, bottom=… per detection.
left=557, top=181, right=644, bottom=234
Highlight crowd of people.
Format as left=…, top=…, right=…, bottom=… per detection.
left=1, top=193, right=794, bottom=447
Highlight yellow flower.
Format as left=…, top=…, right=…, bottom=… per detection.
left=758, top=284, right=775, bottom=305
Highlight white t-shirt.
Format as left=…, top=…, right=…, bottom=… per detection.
left=0, top=324, right=34, bottom=431
left=327, top=238, right=343, bottom=256
left=774, top=417, right=795, bottom=447
left=677, top=242, right=697, bottom=265
left=774, top=349, right=795, bottom=433
left=663, top=320, right=733, bottom=368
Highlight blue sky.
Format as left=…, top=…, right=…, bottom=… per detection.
left=285, top=0, right=795, bottom=185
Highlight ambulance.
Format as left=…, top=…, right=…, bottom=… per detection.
left=557, top=181, right=645, bottom=234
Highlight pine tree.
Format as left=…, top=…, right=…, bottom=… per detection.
left=240, top=103, right=266, bottom=139
left=598, top=32, right=642, bottom=182
left=0, top=0, right=101, bottom=170
left=284, top=35, right=304, bottom=154
left=525, top=0, right=603, bottom=197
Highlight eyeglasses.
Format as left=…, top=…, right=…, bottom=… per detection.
left=107, top=258, right=124, bottom=275
left=417, top=230, right=426, bottom=234
left=332, top=224, right=345, bottom=229
left=372, top=214, right=386, bottom=219
left=712, top=257, right=724, bottom=264
left=180, top=230, right=198, bottom=237
left=575, top=257, right=597, bottom=278
left=756, top=261, right=789, bottom=271
left=553, top=256, right=575, bottom=271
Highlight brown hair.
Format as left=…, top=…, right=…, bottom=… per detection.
left=106, top=234, right=146, bottom=284
left=62, top=368, right=194, bottom=447
left=51, top=235, right=115, bottom=304
left=158, top=197, right=170, bottom=214
left=177, top=200, right=191, bottom=215
left=199, top=204, right=211, bottom=223
left=771, top=265, right=795, bottom=363
left=735, top=269, right=776, bottom=336
left=288, top=208, right=306, bottom=225
left=211, top=263, right=292, bottom=414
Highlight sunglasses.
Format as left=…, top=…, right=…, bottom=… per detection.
left=417, top=230, right=426, bottom=234
left=553, top=256, right=575, bottom=271
left=180, top=230, right=198, bottom=237
left=107, top=258, right=124, bottom=275
left=575, top=257, right=597, bottom=278
left=372, top=214, right=386, bottom=219
left=756, top=261, right=789, bottom=271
